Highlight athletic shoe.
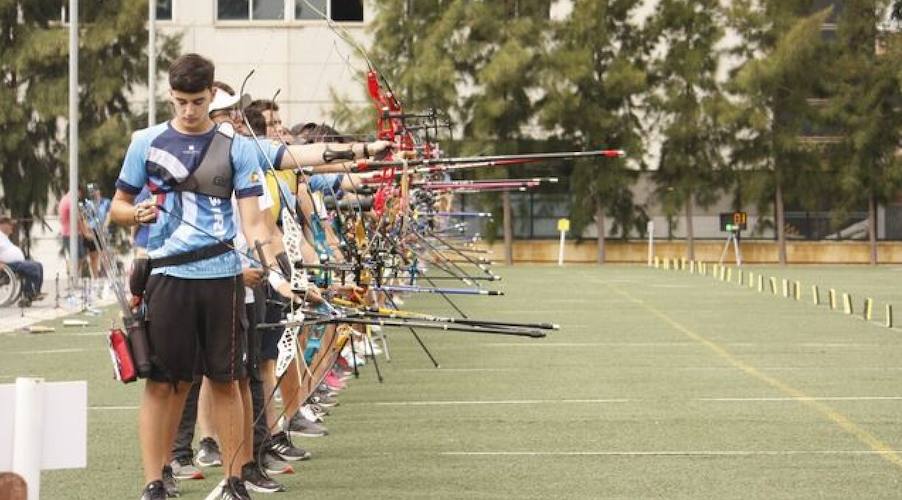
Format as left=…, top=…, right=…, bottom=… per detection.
left=306, top=400, right=332, bottom=417
left=317, top=384, right=339, bottom=398
left=196, top=437, right=223, bottom=467
left=261, top=450, right=294, bottom=475
left=268, top=431, right=312, bottom=461
left=299, top=404, right=323, bottom=424
left=169, top=456, right=204, bottom=480
left=241, top=461, right=285, bottom=493
left=141, top=480, right=167, bottom=500
left=161, top=465, right=180, bottom=497
left=283, top=411, right=328, bottom=438
left=206, top=476, right=251, bottom=500
left=324, top=372, right=346, bottom=390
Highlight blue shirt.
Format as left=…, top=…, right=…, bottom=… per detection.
left=133, top=187, right=151, bottom=249
left=309, top=174, right=342, bottom=194
left=116, top=122, right=263, bottom=279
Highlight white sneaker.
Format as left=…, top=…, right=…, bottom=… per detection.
left=353, top=340, right=382, bottom=357
left=203, top=479, right=226, bottom=500
left=300, top=404, right=323, bottom=423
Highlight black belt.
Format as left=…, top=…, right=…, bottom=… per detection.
left=150, top=241, right=233, bottom=268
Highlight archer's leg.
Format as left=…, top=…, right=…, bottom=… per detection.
left=139, top=381, right=190, bottom=484
left=207, top=379, right=245, bottom=477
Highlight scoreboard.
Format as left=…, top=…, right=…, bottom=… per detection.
left=719, top=211, right=747, bottom=232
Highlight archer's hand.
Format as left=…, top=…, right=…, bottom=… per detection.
left=133, top=200, right=158, bottom=225
left=366, top=140, right=393, bottom=157
left=242, top=268, right=264, bottom=288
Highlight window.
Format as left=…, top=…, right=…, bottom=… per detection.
left=295, top=0, right=363, bottom=22
left=156, top=0, right=173, bottom=21
left=218, top=0, right=286, bottom=20
left=218, top=0, right=363, bottom=22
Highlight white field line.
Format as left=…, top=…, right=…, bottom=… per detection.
left=356, top=396, right=902, bottom=407
left=2, top=348, right=95, bottom=355
left=89, top=406, right=139, bottom=410
left=401, top=368, right=518, bottom=373
left=487, top=342, right=887, bottom=348
left=700, top=396, right=902, bottom=402
left=441, top=450, right=902, bottom=457
left=364, top=399, right=632, bottom=406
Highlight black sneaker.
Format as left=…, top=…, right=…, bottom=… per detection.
left=216, top=476, right=252, bottom=500
left=196, top=437, right=223, bottom=467
left=241, top=461, right=285, bottom=493
left=161, top=465, right=180, bottom=497
left=268, top=431, right=312, bottom=461
left=140, top=480, right=167, bottom=500
left=260, top=450, right=294, bottom=476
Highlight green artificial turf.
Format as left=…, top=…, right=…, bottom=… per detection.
left=3, top=264, right=902, bottom=498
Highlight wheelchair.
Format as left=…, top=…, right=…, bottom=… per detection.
left=0, top=263, right=22, bottom=306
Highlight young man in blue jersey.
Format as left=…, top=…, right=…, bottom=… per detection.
left=113, top=53, right=391, bottom=500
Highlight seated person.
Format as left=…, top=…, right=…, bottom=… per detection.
left=0, top=216, right=44, bottom=304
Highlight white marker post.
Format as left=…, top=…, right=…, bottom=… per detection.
left=557, top=218, right=570, bottom=266
left=0, top=379, right=87, bottom=500
left=647, top=220, right=655, bottom=266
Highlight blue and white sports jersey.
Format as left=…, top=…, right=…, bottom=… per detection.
left=254, top=138, right=286, bottom=171
left=309, top=174, right=342, bottom=194
left=116, top=122, right=263, bottom=279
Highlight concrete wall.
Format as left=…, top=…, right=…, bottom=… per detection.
left=488, top=240, right=902, bottom=264
left=146, top=0, right=373, bottom=126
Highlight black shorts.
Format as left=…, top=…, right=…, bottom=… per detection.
left=83, top=237, right=98, bottom=252
left=245, top=286, right=266, bottom=382
left=260, top=285, right=285, bottom=361
left=144, top=274, right=247, bottom=383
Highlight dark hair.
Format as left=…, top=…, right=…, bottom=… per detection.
left=299, top=123, right=350, bottom=144
left=169, top=54, right=215, bottom=93
left=243, top=107, right=267, bottom=137
left=213, top=80, right=235, bottom=95
left=290, top=122, right=317, bottom=137
left=247, top=99, right=278, bottom=113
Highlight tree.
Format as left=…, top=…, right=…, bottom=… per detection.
left=649, top=0, right=729, bottom=260
left=0, top=0, right=178, bottom=252
left=727, top=2, right=832, bottom=264
left=826, top=0, right=902, bottom=264
left=538, top=0, right=650, bottom=264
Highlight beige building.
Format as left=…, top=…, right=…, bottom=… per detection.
left=151, top=0, right=371, bottom=129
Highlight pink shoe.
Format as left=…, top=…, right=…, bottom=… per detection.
left=324, top=372, right=345, bottom=391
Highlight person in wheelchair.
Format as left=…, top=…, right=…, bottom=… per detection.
left=0, top=216, right=44, bottom=305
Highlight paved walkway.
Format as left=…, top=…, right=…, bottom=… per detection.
left=0, top=219, right=118, bottom=332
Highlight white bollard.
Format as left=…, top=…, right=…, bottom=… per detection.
left=12, top=377, right=44, bottom=500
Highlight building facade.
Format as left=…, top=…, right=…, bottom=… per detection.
left=151, top=0, right=371, bottom=128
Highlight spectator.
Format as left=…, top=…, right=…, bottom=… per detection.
left=0, top=216, right=44, bottom=305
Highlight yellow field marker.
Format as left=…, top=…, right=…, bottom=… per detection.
left=864, top=298, right=873, bottom=321
left=843, top=293, right=853, bottom=315
left=781, top=279, right=789, bottom=298
left=722, top=266, right=729, bottom=282
left=681, top=258, right=687, bottom=270
left=886, top=305, right=893, bottom=329
left=794, top=281, right=801, bottom=301
left=737, top=269, right=744, bottom=286
left=607, top=284, right=902, bottom=472
left=757, top=274, right=764, bottom=293
left=829, top=289, right=837, bottom=310
left=770, top=277, right=778, bottom=295
left=812, top=285, right=819, bottom=305
left=654, top=256, right=660, bottom=269
left=689, top=260, right=696, bottom=274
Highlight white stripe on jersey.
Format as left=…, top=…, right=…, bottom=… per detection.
left=148, top=147, right=191, bottom=181
left=168, top=191, right=199, bottom=244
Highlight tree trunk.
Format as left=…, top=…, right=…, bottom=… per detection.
left=685, top=194, right=695, bottom=260
left=868, top=190, right=878, bottom=265
left=502, top=191, right=513, bottom=266
left=775, top=177, right=787, bottom=265
left=595, top=202, right=606, bottom=265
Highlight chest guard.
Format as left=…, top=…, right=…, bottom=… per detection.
left=174, top=123, right=235, bottom=199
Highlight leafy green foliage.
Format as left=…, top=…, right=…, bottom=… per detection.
left=0, top=0, right=178, bottom=245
